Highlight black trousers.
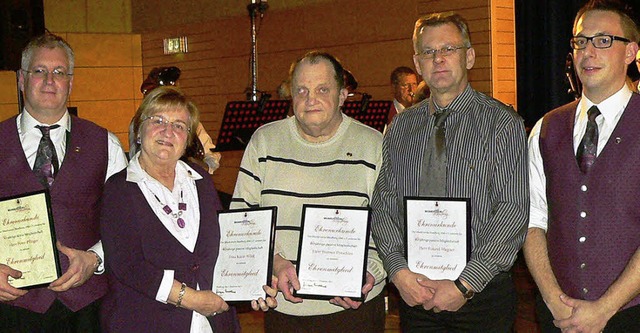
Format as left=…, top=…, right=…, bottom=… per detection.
left=535, top=293, right=640, bottom=333
left=0, top=299, right=101, bottom=333
left=264, top=294, right=385, bottom=333
left=400, top=272, right=516, bottom=333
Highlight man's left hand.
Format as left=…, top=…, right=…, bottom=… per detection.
left=48, top=241, right=98, bottom=292
left=553, top=294, right=615, bottom=333
left=329, top=272, right=375, bottom=310
left=418, top=279, right=467, bottom=312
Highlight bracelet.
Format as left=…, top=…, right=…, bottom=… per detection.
left=176, top=283, right=187, bottom=308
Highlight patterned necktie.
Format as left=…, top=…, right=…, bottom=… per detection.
left=33, top=125, right=60, bottom=188
left=576, top=106, right=601, bottom=173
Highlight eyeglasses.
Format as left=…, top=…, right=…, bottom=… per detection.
left=570, top=35, right=631, bottom=50
left=142, top=115, right=190, bottom=134
left=22, top=68, right=73, bottom=81
left=416, top=45, right=468, bottom=60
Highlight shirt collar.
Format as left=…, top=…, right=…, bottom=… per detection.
left=19, top=108, right=71, bottom=135
left=430, top=84, right=473, bottom=115
left=393, top=99, right=405, bottom=113
left=577, top=85, right=632, bottom=124
left=126, top=152, right=203, bottom=185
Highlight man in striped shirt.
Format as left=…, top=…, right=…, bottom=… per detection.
left=371, top=12, right=528, bottom=331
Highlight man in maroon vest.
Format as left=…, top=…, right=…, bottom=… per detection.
left=524, top=1, right=640, bottom=332
left=0, top=34, right=127, bottom=332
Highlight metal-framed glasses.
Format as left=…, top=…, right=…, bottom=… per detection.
left=416, top=45, right=468, bottom=60
left=142, top=115, right=190, bottom=134
left=570, top=35, right=631, bottom=50
left=22, top=68, right=73, bottom=81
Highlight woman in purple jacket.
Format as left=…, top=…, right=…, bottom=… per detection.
left=100, top=87, right=276, bottom=332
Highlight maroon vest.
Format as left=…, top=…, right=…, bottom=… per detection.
left=0, top=115, right=109, bottom=313
left=540, top=94, right=640, bottom=309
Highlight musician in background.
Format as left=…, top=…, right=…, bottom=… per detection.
left=387, top=66, right=419, bottom=125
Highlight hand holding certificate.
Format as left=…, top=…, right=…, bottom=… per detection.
left=0, top=190, right=61, bottom=289
left=404, top=197, right=471, bottom=280
left=213, top=207, right=276, bottom=301
left=294, top=205, right=370, bottom=301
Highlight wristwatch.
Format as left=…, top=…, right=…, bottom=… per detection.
left=454, top=278, right=475, bottom=300
left=88, top=250, right=103, bottom=273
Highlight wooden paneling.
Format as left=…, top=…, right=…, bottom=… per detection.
left=0, top=71, right=18, bottom=121
left=138, top=0, right=420, bottom=193
left=491, top=1, right=517, bottom=107
left=44, top=0, right=131, bottom=33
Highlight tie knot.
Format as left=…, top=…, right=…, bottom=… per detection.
left=36, top=124, right=60, bottom=137
left=434, top=109, right=451, bottom=128
left=587, top=106, right=600, bottom=122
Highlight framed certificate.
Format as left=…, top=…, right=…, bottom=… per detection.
left=404, top=197, right=471, bottom=280
left=294, top=204, right=370, bottom=301
left=213, top=207, right=276, bottom=301
left=0, top=190, right=61, bottom=289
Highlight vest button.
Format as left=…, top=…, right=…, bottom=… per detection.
left=582, top=288, right=588, bottom=294
left=580, top=185, right=587, bottom=192
left=580, top=263, right=586, bottom=269
left=580, top=211, right=587, bottom=218
left=579, top=236, right=586, bottom=243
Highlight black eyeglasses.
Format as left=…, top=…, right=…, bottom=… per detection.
left=570, top=35, right=631, bottom=50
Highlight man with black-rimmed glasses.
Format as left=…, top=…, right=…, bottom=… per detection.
left=524, top=1, right=640, bottom=332
left=0, top=33, right=126, bottom=332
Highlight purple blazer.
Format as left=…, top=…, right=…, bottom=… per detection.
left=99, top=165, right=240, bottom=332
left=0, top=115, right=109, bottom=313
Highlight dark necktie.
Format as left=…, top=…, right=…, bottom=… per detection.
left=33, top=125, right=60, bottom=188
left=419, top=109, right=451, bottom=196
left=434, top=109, right=451, bottom=157
left=576, top=106, right=601, bottom=173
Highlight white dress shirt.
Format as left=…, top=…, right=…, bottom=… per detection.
left=17, top=109, right=128, bottom=272
left=528, top=86, right=632, bottom=231
left=127, top=154, right=212, bottom=333
left=393, top=98, right=406, bottom=114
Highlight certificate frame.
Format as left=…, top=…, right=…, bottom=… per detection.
left=294, top=204, right=370, bottom=301
left=0, top=189, right=61, bottom=289
left=404, top=196, right=471, bottom=280
left=213, top=206, right=276, bottom=302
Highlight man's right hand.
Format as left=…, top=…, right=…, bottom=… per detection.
left=0, top=264, right=28, bottom=302
left=546, top=296, right=573, bottom=321
left=273, top=254, right=303, bottom=304
left=391, top=268, right=434, bottom=306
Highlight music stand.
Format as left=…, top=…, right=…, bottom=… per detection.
left=215, top=100, right=291, bottom=151
left=342, top=100, right=393, bottom=133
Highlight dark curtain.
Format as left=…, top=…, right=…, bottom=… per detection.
left=515, top=0, right=584, bottom=129
left=515, top=0, right=640, bottom=128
